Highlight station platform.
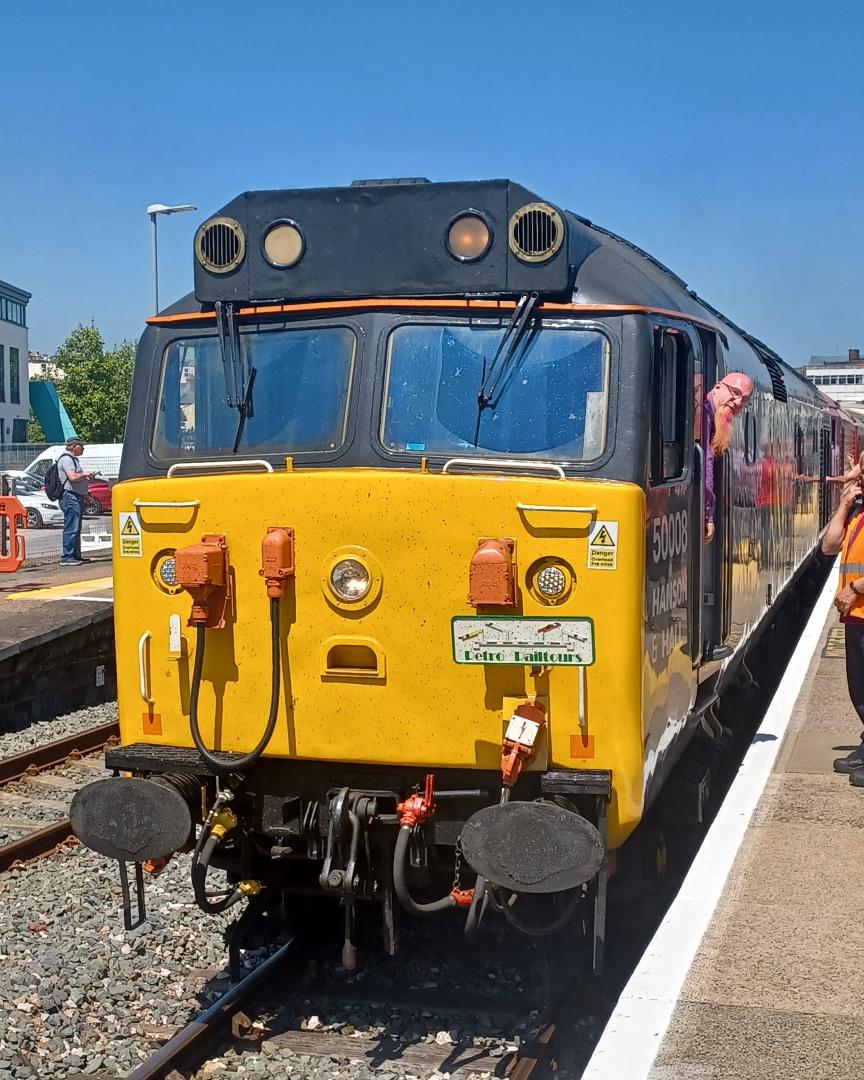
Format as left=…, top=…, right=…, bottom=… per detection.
left=0, top=555, right=115, bottom=725
left=583, top=565, right=864, bottom=1080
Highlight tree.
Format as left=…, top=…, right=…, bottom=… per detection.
left=53, top=323, right=135, bottom=442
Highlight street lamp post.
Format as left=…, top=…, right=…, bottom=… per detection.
left=147, top=203, right=197, bottom=313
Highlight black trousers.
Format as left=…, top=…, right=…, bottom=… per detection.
left=845, top=622, right=864, bottom=728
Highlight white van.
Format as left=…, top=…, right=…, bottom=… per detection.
left=26, top=444, right=123, bottom=483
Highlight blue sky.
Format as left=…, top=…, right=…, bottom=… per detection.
left=2, top=0, right=862, bottom=363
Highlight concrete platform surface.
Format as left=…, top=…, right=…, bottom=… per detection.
left=651, top=604, right=864, bottom=1080
left=0, top=555, right=113, bottom=660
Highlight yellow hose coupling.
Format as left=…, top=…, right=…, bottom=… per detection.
left=210, top=807, right=238, bottom=840
left=239, top=879, right=262, bottom=897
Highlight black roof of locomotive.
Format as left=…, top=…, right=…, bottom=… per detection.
left=168, top=177, right=813, bottom=401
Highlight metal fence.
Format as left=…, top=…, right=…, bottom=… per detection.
left=23, top=518, right=114, bottom=562
left=0, top=443, right=50, bottom=470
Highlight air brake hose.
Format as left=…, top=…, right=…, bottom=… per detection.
left=393, top=826, right=457, bottom=916
left=189, top=597, right=281, bottom=776
left=501, top=888, right=580, bottom=937
left=191, top=826, right=243, bottom=914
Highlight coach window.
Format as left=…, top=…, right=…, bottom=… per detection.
left=651, top=329, right=690, bottom=483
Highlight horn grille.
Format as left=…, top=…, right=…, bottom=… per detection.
left=508, top=203, right=564, bottom=263
left=195, top=217, right=246, bottom=273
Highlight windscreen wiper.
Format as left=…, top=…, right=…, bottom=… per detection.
left=216, top=301, right=241, bottom=408
left=232, top=366, right=257, bottom=453
left=473, top=291, right=539, bottom=445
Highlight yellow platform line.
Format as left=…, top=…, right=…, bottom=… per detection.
left=5, top=576, right=114, bottom=602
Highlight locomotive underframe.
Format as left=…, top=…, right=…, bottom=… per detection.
left=103, top=742, right=611, bottom=965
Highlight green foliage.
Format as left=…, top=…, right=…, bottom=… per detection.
left=54, top=323, right=135, bottom=442
left=28, top=409, right=46, bottom=442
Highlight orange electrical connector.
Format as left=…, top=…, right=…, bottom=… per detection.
left=174, top=534, right=229, bottom=627
left=259, top=527, right=295, bottom=598
left=468, top=538, right=516, bottom=607
left=501, top=700, right=546, bottom=786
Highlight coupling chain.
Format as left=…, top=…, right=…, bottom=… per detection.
left=452, top=836, right=464, bottom=892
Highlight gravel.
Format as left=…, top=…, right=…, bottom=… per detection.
left=0, top=843, right=234, bottom=1077
left=0, top=839, right=548, bottom=1080
left=0, top=762, right=108, bottom=846
left=0, top=701, right=117, bottom=762
left=0, top=705, right=606, bottom=1079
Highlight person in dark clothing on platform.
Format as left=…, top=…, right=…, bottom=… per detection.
left=822, top=451, right=864, bottom=785
left=57, top=438, right=96, bottom=566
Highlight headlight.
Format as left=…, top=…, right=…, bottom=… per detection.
left=529, top=559, right=573, bottom=604
left=329, top=559, right=371, bottom=602
left=262, top=220, right=304, bottom=268
left=446, top=213, right=492, bottom=261
left=536, top=564, right=567, bottom=598
left=159, top=557, right=177, bottom=587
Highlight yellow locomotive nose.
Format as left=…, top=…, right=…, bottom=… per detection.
left=109, top=467, right=645, bottom=849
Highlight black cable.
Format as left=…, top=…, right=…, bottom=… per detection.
left=189, top=597, right=281, bottom=775
left=392, top=826, right=456, bottom=916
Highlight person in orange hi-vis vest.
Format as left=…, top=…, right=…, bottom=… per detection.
left=822, top=450, right=864, bottom=785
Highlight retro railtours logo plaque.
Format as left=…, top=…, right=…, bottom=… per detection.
left=452, top=617, right=595, bottom=666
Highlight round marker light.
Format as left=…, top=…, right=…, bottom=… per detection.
left=330, top=559, right=371, bottom=602
left=262, top=221, right=304, bottom=268
left=159, top=557, right=177, bottom=588
left=447, top=214, right=492, bottom=261
left=536, top=564, right=567, bottom=600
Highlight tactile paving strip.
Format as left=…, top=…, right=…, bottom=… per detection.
left=822, top=626, right=846, bottom=658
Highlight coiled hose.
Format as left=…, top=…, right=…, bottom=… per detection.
left=393, top=826, right=457, bottom=916
left=189, top=597, right=281, bottom=775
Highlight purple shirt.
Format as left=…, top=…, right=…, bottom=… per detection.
left=703, top=396, right=716, bottom=524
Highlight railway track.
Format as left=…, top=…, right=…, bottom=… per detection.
left=125, top=935, right=564, bottom=1080
left=0, top=719, right=119, bottom=870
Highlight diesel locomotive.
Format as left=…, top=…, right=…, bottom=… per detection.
left=71, top=179, right=857, bottom=971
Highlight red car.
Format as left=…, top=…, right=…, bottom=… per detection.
left=84, top=478, right=111, bottom=516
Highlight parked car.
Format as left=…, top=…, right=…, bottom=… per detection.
left=85, top=477, right=111, bottom=516
left=3, top=471, right=64, bottom=529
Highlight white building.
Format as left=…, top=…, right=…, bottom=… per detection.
left=0, top=280, right=31, bottom=443
left=28, top=350, right=63, bottom=381
left=801, top=350, right=864, bottom=405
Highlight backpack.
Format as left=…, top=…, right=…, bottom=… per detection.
left=44, top=461, right=65, bottom=502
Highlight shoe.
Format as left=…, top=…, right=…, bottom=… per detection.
left=834, top=744, right=864, bottom=774
left=77, top=557, right=92, bottom=563
left=59, top=558, right=83, bottom=566
left=852, top=770, right=864, bottom=788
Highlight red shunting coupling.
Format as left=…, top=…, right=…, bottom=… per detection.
left=259, top=527, right=295, bottom=598
left=397, top=773, right=435, bottom=827
left=501, top=700, right=547, bottom=787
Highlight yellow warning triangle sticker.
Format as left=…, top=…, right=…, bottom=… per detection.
left=121, top=516, right=140, bottom=536
left=591, top=525, right=615, bottom=547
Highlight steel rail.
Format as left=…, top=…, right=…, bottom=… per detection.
left=126, top=938, right=298, bottom=1080
left=0, top=818, right=77, bottom=872
left=0, top=720, right=119, bottom=787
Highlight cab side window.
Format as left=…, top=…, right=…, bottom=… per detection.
left=651, top=329, right=690, bottom=483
